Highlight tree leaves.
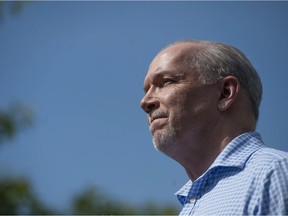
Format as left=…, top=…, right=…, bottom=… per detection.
left=0, top=103, right=34, bottom=145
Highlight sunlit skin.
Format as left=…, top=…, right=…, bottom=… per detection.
left=140, top=42, right=255, bottom=181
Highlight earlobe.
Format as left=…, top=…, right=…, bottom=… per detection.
left=217, top=76, right=240, bottom=112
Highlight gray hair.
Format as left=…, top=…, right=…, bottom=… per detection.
left=168, top=40, right=263, bottom=121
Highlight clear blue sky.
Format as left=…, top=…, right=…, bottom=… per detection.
left=0, top=1, right=287, bottom=211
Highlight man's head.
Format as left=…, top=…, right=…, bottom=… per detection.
left=167, top=40, right=262, bottom=120
left=140, top=40, right=262, bottom=156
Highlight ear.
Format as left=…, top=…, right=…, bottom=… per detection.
left=218, top=76, right=240, bottom=112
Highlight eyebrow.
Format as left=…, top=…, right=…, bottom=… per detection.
left=154, top=69, right=186, bottom=78
left=143, top=69, right=186, bottom=93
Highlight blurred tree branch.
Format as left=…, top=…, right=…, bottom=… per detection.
left=0, top=177, right=55, bottom=214
left=0, top=1, right=32, bottom=22
left=72, top=186, right=137, bottom=215
left=0, top=0, right=34, bottom=142
left=0, top=103, right=34, bottom=145
left=72, top=186, right=179, bottom=215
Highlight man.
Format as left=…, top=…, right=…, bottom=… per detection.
left=140, top=40, right=288, bottom=215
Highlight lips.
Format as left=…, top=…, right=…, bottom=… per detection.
left=149, top=115, right=167, bottom=134
left=150, top=116, right=166, bottom=124
left=149, top=112, right=168, bottom=125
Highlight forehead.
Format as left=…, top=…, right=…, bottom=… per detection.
left=145, top=43, right=201, bottom=80
left=149, top=44, right=189, bottom=71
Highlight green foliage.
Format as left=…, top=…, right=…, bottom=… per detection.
left=0, top=1, right=32, bottom=22
left=72, top=187, right=136, bottom=215
left=71, top=186, right=179, bottom=215
left=0, top=177, right=54, bottom=214
left=0, top=179, right=179, bottom=215
left=139, top=202, right=179, bottom=215
left=0, top=113, right=16, bottom=138
left=0, top=103, right=34, bottom=144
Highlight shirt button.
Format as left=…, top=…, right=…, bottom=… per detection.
left=189, top=198, right=196, bottom=204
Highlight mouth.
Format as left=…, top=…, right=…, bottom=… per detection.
left=150, top=115, right=167, bottom=125
left=148, top=111, right=168, bottom=126
left=149, top=116, right=167, bottom=134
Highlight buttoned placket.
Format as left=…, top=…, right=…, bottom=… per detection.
left=180, top=173, right=213, bottom=215
left=179, top=180, right=203, bottom=215
left=178, top=195, right=198, bottom=215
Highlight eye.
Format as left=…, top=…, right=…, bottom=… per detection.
left=159, top=78, right=176, bottom=88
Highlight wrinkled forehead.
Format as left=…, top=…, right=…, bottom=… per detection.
left=149, top=43, right=205, bottom=70
left=149, top=46, right=187, bottom=70
left=148, top=53, right=172, bottom=74
left=143, top=44, right=203, bottom=88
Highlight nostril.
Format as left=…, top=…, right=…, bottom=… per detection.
left=141, top=99, right=156, bottom=114
left=142, top=103, right=151, bottom=114
left=147, top=103, right=156, bottom=112
left=140, top=94, right=159, bottom=113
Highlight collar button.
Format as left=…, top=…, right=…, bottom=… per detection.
left=189, top=197, right=196, bottom=204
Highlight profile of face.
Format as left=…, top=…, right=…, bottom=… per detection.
left=140, top=43, right=220, bottom=154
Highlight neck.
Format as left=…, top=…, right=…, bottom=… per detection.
left=165, top=126, right=254, bottom=181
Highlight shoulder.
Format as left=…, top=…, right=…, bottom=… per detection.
left=245, top=146, right=288, bottom=214
left=251, top=146, right=288, bottom=165
left=247, top=146, right=288, bottom=175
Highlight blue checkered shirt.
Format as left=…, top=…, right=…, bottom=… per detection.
left=175, top=132, right=288, bottom=215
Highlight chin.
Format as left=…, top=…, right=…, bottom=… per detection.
left=152, top=126, right=176, bottom=154
left=152, top=129, right=176, bottom=153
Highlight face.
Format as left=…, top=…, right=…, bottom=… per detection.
left=140, top=43, right=220, bottom=154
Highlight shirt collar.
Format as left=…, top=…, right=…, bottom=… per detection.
left=210, top=131, right=263, bottom=169
left=175, top=131, right=264, bottom=203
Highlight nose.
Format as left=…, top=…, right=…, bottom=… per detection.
left=140, top=94, right=160, bottom=114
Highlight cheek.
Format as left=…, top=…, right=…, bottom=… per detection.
left=185, top=95, right=218, bottom=128
left=163, top=92, right=187, bottom=113
left=173, top=90, right=217, bottom=123
left=164, top=92, right=191, bottom=125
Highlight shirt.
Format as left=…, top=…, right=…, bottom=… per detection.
left=175, top=132, right=288, bottom=215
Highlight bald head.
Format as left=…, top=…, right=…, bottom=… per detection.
left=150, top=42, right=205, bottom=72
left=154, top=40, right=262, bottom=121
